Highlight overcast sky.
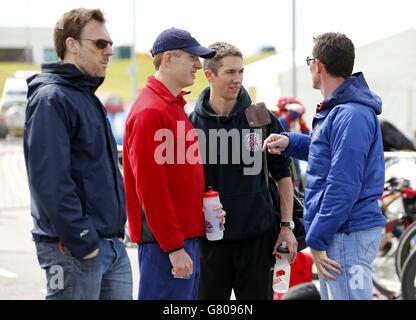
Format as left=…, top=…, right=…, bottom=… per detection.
left=1, top=0, right=416, bottom=57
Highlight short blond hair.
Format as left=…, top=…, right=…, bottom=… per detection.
left=150, top=49, right=182, bottom=71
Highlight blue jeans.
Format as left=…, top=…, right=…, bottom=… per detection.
left=319, top=226, right=382, bottom=300
left=137, top=238, right=200, bottom=300
left=35, top=237, right=133, bottom=300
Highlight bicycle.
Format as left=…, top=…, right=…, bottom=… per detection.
left=401, top=248, right=416, bottom=299
left=381, top=177, right=416, bottom=278
left=372, top=177, right=416, bottom=299
left=395, top=220, right=416, bottom=278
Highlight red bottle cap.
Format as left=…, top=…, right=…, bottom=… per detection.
left=203, top=186, right=218, bottom=198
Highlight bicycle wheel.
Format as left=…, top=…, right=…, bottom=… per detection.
left=401, top=250, right=416, bottom=300
left=395, top=220, right=416, bottom=278
left=372, top=236, right=401, bottom=299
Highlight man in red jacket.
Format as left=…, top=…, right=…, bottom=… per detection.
left=123, top=28, right=224, bottom=300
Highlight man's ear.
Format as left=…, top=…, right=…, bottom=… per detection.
left=315, top=60, right=325, bottom=73
left=65, top=37, right=79, bottom=55
left=316, top=60, right=324, bottom=74
left=205, top=69, right=213, bottom=82
left=162, top=51, right=172, bottom=67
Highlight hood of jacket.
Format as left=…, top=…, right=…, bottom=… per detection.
left=193, top=85, right=252, bottom=123
left=27, top=62, right=104, bottom=100
left=316, top=72, right=382, bottom=118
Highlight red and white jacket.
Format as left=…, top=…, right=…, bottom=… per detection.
left=123, top=76, right=205, bottom=253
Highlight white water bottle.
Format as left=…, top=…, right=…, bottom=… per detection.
left=272, top=242, right=291, bottom=295
left=203, top=187, right=223, bottom=241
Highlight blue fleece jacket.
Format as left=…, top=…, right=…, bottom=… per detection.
left=283, top=72, right=386, bottom=250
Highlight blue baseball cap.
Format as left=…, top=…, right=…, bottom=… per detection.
left=151, top=28, right=215, bottom=58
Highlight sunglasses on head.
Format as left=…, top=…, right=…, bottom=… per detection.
left=74, top=37, right=113, bottom=49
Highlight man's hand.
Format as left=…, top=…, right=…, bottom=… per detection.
left=262, top=134, right=289, bottom=155
left=202, top=203, right=226, bottom=230
left=273, top=177, right=296, bottom=263
left=169, top=248, right=193, bottom=279
left=273, top=228, right=298, bottom=264
left=82, top=248, right=99, bottom=260
left=310, top=248, right=342, bottom=281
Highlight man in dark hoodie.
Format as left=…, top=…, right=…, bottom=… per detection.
left=23, top=8, right=132, bottom=299
left=188, top=42, right=297, bottom=300
left=264, top=33, right=386, bottom=299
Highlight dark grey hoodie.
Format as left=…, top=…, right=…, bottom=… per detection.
left=188, top=86, right=291, bottom=241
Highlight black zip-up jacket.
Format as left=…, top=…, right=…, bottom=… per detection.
left=24, top=63, right=126, bottom=259
left=188, top=86, right=291, bottom=241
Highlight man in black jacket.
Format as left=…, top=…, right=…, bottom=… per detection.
left=24, top=8, right=132, bottom=300
left=188, top=42, right=297, bottom=299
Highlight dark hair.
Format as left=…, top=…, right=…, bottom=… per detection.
left=312, top=32, right=355, bottom=79
left=203, top=42, right=242, bottom=75
left=54, top=8, right=106, bottom=60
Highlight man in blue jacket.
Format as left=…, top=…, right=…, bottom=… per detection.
left=24, top=8, right=132, bottom=299
left=263, top=33, right=386, bottom=300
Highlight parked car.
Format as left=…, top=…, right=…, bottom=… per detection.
left=107, top=111, right=128, bottom=145
left=0, top=70, right=38, bottom=138
left=3, top=100, right=26, bottom=136
left=96, top=92, right=126, bottom=145
left=96, top=92, right=125, bottom=114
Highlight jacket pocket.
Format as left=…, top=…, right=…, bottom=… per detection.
left=82, top=171, right=119, bottom=235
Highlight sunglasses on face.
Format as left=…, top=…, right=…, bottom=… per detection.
left=306, top=56, right=317, bottom=66
left=74, top=38, right=113, bottom=49
left=306, top=56, right=327, bottom=66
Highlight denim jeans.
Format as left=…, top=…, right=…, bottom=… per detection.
left=319, top=226, right=382, bottom=300
left=35, top=237, right=133, bottom=300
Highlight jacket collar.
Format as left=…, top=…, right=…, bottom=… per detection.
left=41, top=62, right=104, bottom=92
left=194, top=85, right=252, bottom=121
left=146, top=75, right=190, bottom=107
left=314, top=72, right=381, bottom=120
